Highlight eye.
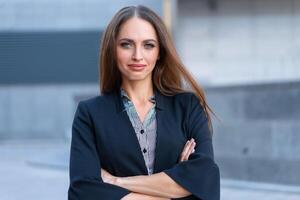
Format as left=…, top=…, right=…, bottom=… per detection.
left=120, top=42, right=132, bottom=49
left=144, top=43, right=155, bottom=49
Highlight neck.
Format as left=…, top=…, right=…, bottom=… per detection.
left=121, top=79, right=154, bottom=103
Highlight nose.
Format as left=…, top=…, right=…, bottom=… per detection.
left=132, top=47, right=143, bottom=61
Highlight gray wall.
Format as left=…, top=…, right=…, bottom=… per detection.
left=0, top=0, right=163, bottom=31
left=208, top=81, right=300, bottom=185
left=176, top=0, right=300, bottom=85
left=0, top=84, right=98, bottom=140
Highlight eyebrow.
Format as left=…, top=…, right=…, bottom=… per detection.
left=119, top=38, right=158, bottom=43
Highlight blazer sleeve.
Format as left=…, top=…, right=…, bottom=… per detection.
left=163, top=94, right=220, bottom=200
left=68, top=101, right=130, bottom=200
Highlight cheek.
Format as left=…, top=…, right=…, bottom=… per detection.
left=116, top=48, right=131, bottom=64
left=145, top=51, right=159, bottom=65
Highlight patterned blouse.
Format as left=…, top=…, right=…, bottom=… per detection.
left=120, top=88, right=157, bottom=175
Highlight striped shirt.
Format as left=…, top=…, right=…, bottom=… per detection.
left=120, top=88, right=157, bottom=175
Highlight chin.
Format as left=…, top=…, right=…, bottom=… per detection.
left=123, top=74, right=151, bottom=82
left=127, top=76, right=147, bottom=81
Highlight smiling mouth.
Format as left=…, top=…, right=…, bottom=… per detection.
left=127, top=64, right=146, bottom=71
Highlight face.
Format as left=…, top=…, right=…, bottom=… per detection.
left=116, top=17, right=160, bottom=83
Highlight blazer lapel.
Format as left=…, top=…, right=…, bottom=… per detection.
left=153, top=89, right=185, bottom=173
left=153, top=108, right=168, bottom=173
left=153, top=89, right=172, bottom=173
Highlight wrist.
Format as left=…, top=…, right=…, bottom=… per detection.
left=115, top=176, right=124, bottom=187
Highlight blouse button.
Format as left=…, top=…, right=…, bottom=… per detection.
left=143, top=148, right=147, bottom=153
left=140, top=129, right=144, bottom=134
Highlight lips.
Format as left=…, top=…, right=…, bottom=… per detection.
left=127, top=64, right=146, bottom=71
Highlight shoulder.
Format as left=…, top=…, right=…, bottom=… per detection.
left=171, top=91, right=206, bottom=121
left=173, top=91, right=199, bottom=102
left=160, top=91, right=203, bottom=118
left=171, top=91, right=202, bottom=110
left=77, top=93, right=116, bottom=113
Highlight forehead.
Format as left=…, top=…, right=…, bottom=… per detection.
left=117, top=17, right=158, bottom=41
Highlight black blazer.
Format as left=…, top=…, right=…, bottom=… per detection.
left=68, top=88, right=220, bottom=200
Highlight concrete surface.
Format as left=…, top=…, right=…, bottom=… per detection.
left=1, top=140, right=300, bottom=200
left=209, top=81, right=300, bottom=185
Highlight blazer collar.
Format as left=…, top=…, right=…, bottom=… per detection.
left=114, top=87, right=165, bottom=113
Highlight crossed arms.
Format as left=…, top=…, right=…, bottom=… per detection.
left=101, top=139, right=197, bottom=200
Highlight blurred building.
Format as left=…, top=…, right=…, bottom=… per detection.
left=0, top=0, right=299, bottom=186
left=0, top=0, right=162, bottom=139
left=170, top=0, right=300, bottom=186
left=174, top=0, right=300, bottom=85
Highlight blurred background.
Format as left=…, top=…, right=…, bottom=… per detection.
left=0, top=0, right=299, bottom=199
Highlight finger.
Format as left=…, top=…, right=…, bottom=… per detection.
left=181, top=141, right=195, bottom=161
left=188, top=140, right=196, bottom=152
left=180, top=140, right=191, bottom=161
left=180, top=138, right=196, bottom=162
left=183, top=140, right=191, bottom=151
left=184, top=141, right=196, bottom=160
left=182, top=140, right=192, bottom=155
left=189, top=140, right=196, bottom=152
left=182, top=138, right=195, bottom=157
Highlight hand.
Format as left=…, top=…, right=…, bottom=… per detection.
left=179, top=138, right=196, bottom=162
left=101, top=168, right=117, bottom=185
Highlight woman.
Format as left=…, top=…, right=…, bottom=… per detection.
left=68, top=5, right=220, bottom=200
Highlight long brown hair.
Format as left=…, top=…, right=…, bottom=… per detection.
left=99, top=5, right=214, bottom=129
